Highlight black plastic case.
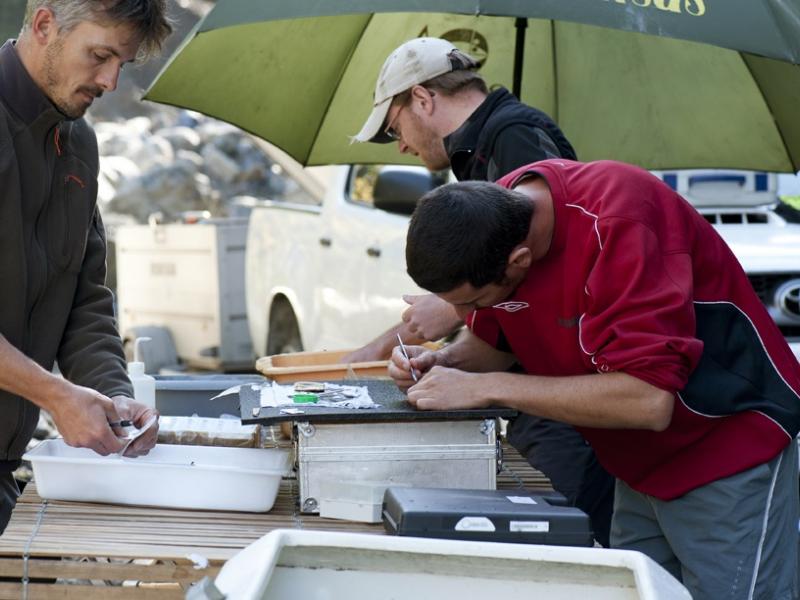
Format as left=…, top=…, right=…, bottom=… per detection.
left=383, top=487, right=593, bottom=547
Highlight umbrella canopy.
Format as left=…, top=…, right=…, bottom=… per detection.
left=145, top=0, right=800, bottom=171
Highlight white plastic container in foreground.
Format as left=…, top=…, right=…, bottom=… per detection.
left=206, top=529, right=691, bottom=600
left=24, top=440, right=290, bottom=512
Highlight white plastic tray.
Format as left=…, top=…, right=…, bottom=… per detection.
left=211, top=530, right=692, bottom=599
left=24, top=440, right=290, bottom=512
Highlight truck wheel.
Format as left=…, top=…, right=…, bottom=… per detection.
left=267, top=300, right=303, bottom=355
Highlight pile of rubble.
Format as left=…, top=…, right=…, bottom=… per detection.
left=84, top=0, right=298, bottom=227
left=93, top=110, right=294, bottom=224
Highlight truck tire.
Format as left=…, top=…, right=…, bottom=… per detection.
left=267, top=299, right=303, bottom=355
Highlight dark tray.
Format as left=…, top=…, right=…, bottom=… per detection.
left=239, top=379, right=517, bottom=425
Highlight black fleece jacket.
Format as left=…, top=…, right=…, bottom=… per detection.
left=444, top=87, right=577, bottom=182
left=0, top=40, right=132, bottom=464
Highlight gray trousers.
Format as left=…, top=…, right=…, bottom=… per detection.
left=611, top=440, right=799, bottom=600
left=0, top=471, right=20, bottom=535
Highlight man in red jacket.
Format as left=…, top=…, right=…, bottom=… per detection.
left=390, top=159, right=800, bottom=600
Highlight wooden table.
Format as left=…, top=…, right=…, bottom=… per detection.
left=0, top=442, right=550, bottom=599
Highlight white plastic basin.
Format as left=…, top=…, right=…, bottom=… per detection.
left=209, top=529, right=691, bottom=600
left=24, top=440, right=290, bottom=512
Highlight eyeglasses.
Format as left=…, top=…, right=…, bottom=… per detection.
left=384, top=103, right=405, bottom=141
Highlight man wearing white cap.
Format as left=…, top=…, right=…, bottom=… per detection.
left=350, top=37, right=577, bottom=359
left=353, top=37, right=575, bottom=178
left=349, top=37, right=614, bottom=547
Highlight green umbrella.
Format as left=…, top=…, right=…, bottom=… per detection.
left=145, top=0, right=800, bottom=171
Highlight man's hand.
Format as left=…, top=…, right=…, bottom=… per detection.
left=0, top=334, right=159, bottom=456
left=46, top=381, right=126, bottom=456
left=111, top=396, right=159, bottom=457
left=389, top=344, right=444, bottom=391
left=406, top=366, right=490, bottom=411
left=401, top=294, right=463, bottom=341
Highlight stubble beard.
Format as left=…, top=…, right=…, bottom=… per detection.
left=408, top=110, right=450, bottom=172
left=420, top=130, right=450, bottom=172
left=425, top=142, right=451, bottom=172
left=43, top=37, right=86, bottom=119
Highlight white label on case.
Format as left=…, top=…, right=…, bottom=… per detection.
left=454, top=517, right=496, bottom=532
left=506, top=496, right=537, bottom=504
left=510, top=521, right=549, bottom=533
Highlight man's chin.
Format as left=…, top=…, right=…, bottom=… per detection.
left=58, top=102, right=89, bottom=120
left=424, top=159, right=450, bottom=172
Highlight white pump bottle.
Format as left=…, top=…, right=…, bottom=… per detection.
left=128, top=337, right=156, bottom=409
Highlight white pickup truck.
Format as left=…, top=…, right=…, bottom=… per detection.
left=245, top=165, right=431, bottom=355
left=246, top=165, right=800, bottom=362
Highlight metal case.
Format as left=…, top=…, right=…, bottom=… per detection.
left=296, top=419, right=498, bottom=513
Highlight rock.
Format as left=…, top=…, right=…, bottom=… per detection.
left=98, top=155, right=139, bottom=206
left=130, top=135, right=175, bottom=173
left=176, top=110, right=201, bottom=128
left=201, top=143, right=240, bottom=183
left=195, top=121, right=240, bottom=147
left=96, top=123, right=144, bottom=157
left=109, top=162, right=212, bottom=222
left=100, top=155, right=141, bottom=188
left=175, top=149, right=204, bottom=169
left=126, top=116, right=153, bottom=136
left=156, top=125, right=202, bottom=152
left=33, top=412, right=58, bottom=440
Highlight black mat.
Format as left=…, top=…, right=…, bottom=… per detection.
left=239, top=379, right=516, bottom=425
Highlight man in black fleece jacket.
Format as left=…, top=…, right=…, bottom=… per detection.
left=0, top=0, right=171, bottom=534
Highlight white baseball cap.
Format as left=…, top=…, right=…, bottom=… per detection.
left=352, top=37, right=478, bottom=144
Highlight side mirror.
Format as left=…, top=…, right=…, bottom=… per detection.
left=373, top=168, right=439, bottom=216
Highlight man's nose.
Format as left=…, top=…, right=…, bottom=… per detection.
left=96, top=63, right=121, bottom=92
left=398, top=139, right=409, bottom=154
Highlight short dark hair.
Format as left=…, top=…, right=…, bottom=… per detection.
left=406, top=181, right=533, bottom=293
left=23, top=0, right=172, bottom=60
left=422, top=68, right=488, bottom=97
left=391, top=50, right=488, bottom=109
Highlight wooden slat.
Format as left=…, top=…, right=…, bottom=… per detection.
left=0, top=582, right=184, bottom=599
left=0, top=558, right=220, bottom=583
left=497, top=440, right=553, bottom=492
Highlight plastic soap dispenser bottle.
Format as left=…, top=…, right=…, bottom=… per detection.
left=128, top=337, right=156, bottom=409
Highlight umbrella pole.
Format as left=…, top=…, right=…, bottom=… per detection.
left=513, top=17, right=527, bottom=99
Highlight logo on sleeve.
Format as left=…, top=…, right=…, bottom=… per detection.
left=493, top=301, right=530, bottom=313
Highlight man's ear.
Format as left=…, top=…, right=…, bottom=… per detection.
left=508, top=245, right=532, bottom=269
left=409, top=85, right=435, bottom=116
left=30, top=8, right=59, bottom=45
left=504, top=245, right=532, bottom=280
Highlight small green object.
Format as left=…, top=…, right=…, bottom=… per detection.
left=292, top=393, right=318, bottom=404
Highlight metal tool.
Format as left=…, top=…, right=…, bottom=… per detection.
left=117, top=414, right=158, bottom=456
left=396, top=333, right=419, bottom=382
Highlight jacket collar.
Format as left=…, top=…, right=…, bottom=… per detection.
left=444, top=87, right=516, bottom=154
left=444, top=87, right=515, bottom=179
left=0, top=39, right=67, bottom=130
